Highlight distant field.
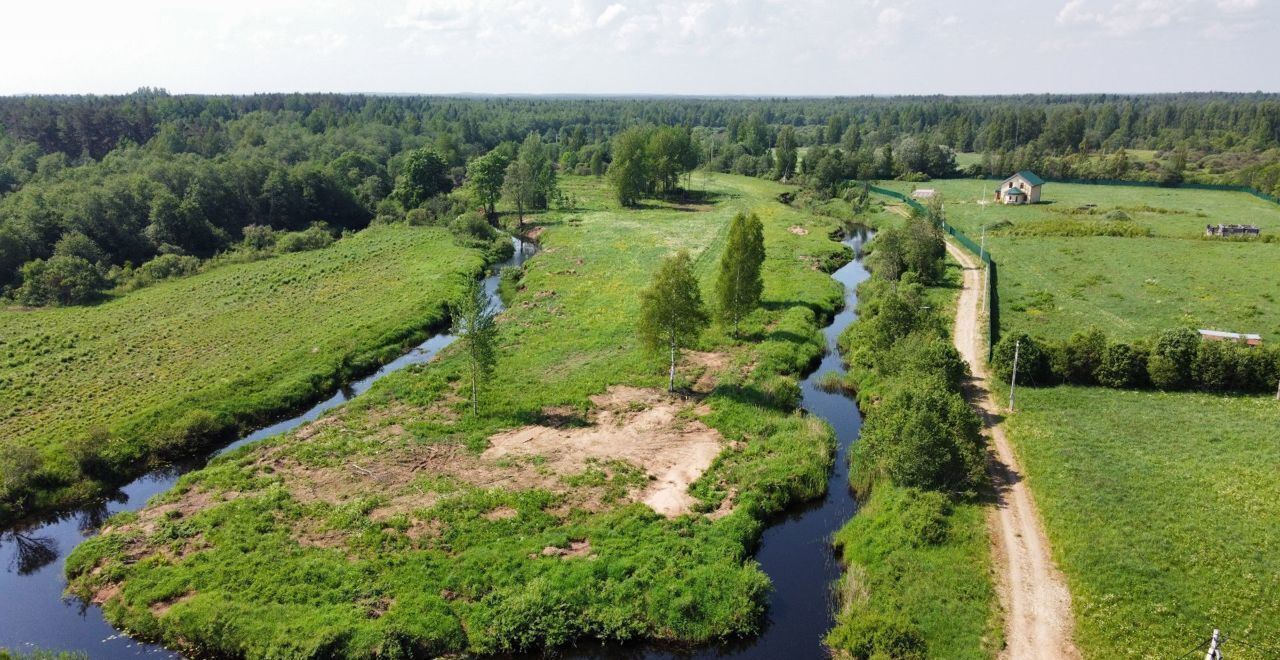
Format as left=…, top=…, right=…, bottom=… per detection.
left=1004, top=386, right=1280, bottom=660
left=0, top=226, right=485, bottom=517
left=877, top=179, right=1280, bottom=341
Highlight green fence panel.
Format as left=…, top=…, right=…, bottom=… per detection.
left=868, top=184, right=999, bottom=359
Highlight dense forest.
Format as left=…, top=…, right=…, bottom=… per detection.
left=2, top=91, right=1279, bottom=305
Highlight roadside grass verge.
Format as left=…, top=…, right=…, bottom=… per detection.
left=0, top=225, right=488, bottom=524
left=64, top=174, right=855, bottom=657
left=1003, top=386, right=1280, bottom=660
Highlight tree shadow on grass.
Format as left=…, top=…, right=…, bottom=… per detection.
left=712, top=383, right=795, bottom=414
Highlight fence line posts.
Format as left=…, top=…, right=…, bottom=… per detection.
left=1009, top=340, right=1020, bottom=412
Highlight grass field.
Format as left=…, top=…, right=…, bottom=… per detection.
left=884, top=179, right=1280, bottom=657
left=65, top=174, right=856, bottom=657
left=1003, top=386, right=1280, bottom=659
left=877, top=179, right=1280, bottom=341
left=0, top=226, right=487, bottom=521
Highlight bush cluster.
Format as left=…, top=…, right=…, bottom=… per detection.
left=829, top=227, right=990, bottom=657
left=991, top=326, right=1280, bottom=393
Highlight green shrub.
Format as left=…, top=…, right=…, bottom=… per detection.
left=1148, top=327, right=1200, bottom=390
left=855, top=376, right=986, bottom=493
left=275, top=225, right=335, bottom=253
left=448, top=212, right=498, bottom=247
left=865, top=217, right=945, bottom=284
left=1094, top=342, right=1147, bottom=389
left=15, top=255, right=106, bottom=306
left=897, top=488, right=952, bottom=546
left=1056, top=327, right=1107, bottom=385
left=240, top=225, right=277, bottom=250
left=826, top=610, right=927, bottom=660
left=991, top=332, right=1052, bottom=386
left=1192, top=340, right=1241, bottom=391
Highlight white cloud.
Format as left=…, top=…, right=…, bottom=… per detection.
left=596, top=3, right=625, bottom=27
left=1056, top=0, right=1195, bottom=36
left=3, top=0, right=1279, bottom=95
left=1216, top=0, right=1258, bottom=12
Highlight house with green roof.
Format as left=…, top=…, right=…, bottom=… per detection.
left=997, top=170, right=1044, bottom=204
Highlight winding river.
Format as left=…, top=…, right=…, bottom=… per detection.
left=561, top=228, right=873, bottom=660
left=0, top=237, right=538, bottom=658
left=0, top=228, right=869, bottom=659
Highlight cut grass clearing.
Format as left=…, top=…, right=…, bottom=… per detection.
left=65, top=174, right=854, bottom=657
left=876, top=179, right=1280, bottom=341
left=1003, top=386, right=1280, bottom=660
left=0, top=225, right=487, bottom=523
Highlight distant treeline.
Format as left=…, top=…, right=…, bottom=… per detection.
left=2, top=91, right=1279, bottom=300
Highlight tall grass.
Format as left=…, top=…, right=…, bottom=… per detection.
left=65, top=174, right=858, bottom=657
left=0, top=225, right=488, bottom=524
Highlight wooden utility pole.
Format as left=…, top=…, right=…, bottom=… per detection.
left=1009, top=339, right=1020, bottom=412
left=1275, top=377, right=1279, bottom=401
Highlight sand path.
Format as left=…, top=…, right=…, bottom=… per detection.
left=946, top=241, right=1080, bottom=660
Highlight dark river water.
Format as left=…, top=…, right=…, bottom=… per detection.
left=0, top=237, right=538, bottom=658
left=557, top=229, right=872, bottom=660
left=0, top=229, right=869, bottom=660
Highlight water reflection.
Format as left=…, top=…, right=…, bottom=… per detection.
left=3, top=530, right=59, bottom=575
left=0, top=236, right=537, bottom=658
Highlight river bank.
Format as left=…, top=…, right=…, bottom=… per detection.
left=0, top=236, right=536, bottom=657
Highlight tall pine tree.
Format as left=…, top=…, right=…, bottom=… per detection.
left=451, top=278, right=498, bottom=415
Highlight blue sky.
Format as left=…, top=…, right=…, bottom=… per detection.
left=3, top=0, right=1277, bottom=95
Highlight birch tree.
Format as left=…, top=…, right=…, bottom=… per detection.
left=638, top=251, right=709, bottom=392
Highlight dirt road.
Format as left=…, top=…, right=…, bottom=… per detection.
left=946, top=242, right=1081, bottom=660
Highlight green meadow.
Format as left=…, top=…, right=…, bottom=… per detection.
left=880, top=178, right=1280, bottom=658
left=877, top=179, right=1280, bottom=341
left=1004, top=386, right=1280, bottom=659
left=0, top=226, right=486, bottom=522
left=65, top=174, right=855, bottom=657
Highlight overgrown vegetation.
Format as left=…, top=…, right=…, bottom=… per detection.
left=63, top=174, right=854, bottom=657
left=827, top=218, right=998, bottom=658
left=0, top=225, right=490, bottom=524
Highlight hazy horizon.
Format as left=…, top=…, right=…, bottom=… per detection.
left=5, top=0, right=1278, bottom=96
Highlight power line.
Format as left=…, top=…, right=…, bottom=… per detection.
left=1230, top=635, right=1280, bottom=658
left=1174, top=636, right=1211, bottom=660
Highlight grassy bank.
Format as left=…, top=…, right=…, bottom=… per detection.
left=1002, top=386, right=1280, bottom=659
left=828, top=219, right=999, bottom=659
left=876, top=179, right=1280, bottom=341
left=65, top=174, right=853, bottom=657
left=0, top=225, right=489, bottom=524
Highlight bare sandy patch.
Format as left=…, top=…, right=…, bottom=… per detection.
left=149, top=591, right=196, bottom=617
left=538, top=539, right=592, bottom=559
left=788, top=225, right=809, bottom=235
left=484, top=386, right=723, bottom=517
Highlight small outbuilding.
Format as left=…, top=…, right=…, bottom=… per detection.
left=996, top=171, right=1044, bottom=205
left=1199, top=329, right=1262, bottom=347
left=911, top=188, right=938, bottom=200
left=1205, top=224, right=1261, bottom=238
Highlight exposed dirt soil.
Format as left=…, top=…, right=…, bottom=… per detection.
left=538, top=540, right=593, bottom=559
left=149, top=591, right=196, bottom=617
left=485, top=385, right=723, bottom=517
left=946, top=241, right=1080, bottom=660
left=788, top=225, right=809, bottom=235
